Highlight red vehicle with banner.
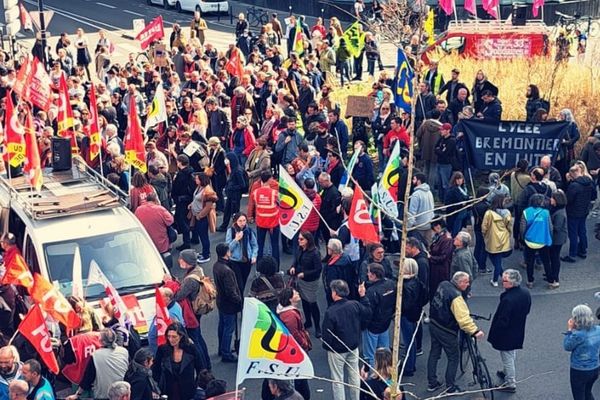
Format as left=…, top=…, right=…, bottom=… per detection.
left=422, top=21, right=550, bottom=63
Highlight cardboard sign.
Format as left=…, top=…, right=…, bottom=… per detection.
left=345, top=96, right=375, bottom=118
left=153, top=43, right=167, bottom=67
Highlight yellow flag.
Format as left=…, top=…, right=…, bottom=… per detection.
left=343, top=21, right=365, bottom=58
left=425, top=9, right=435, bottom=45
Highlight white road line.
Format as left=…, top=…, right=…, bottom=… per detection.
left=124, top=9, right=146, bottom=17
left=24, top=0, right=123, bottom=31
left=95, top=2, right=116, bottom=8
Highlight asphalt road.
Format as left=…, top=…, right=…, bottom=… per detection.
left=8, top=1, right=600, bottom=398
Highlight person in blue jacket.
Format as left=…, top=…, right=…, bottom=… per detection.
left=147, top=287, right=184, bottom=355
left=520, top=194, right=552, bottom=288
left=328, top=109, right=349, bottom=159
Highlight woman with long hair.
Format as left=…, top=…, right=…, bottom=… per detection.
left=125, top=347, right=159, bottom=400
left=444, top=171, right=471, bottom=237
left=564, top=304, right=600, bottom=400
left=153, top=322, right=202, bottom=400
left=190, top=172, right=218, bottom=264
left=288, top=231, right=322, bottom=338
left=129, top=172, right=156, bottom=213
left=360, top=348, right=394, bottom=400
left=471, top=69, right=498, bottom=114
left=225, top=212, right=258, bottom=296
left=482, top=194, right=513, bottom=287
left=74, top=28, right=92, bottom=80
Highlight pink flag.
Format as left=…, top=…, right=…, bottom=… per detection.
left=464, top=0, right=476, bottom=15
left=439, top=0, right=454, bottom=16
left=482, top=0, right=498, bottom=18
left=532, top=0, right=544, bottom=17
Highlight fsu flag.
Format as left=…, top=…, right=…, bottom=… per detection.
left=225, top=47, right=244, bottom=79
left=135, top=16, right=164, bottom=50
left=278, top=165, right=314, bottom=239
left=377, top=141, right=401, bottom=218
left=57, top=74, right=78, bottom=153
left=23, top=105, right=43, bottom=191
left=124, top=97, right=147, bottom=173
left=155, top=287, right=172, bottom=346
left=18, top=305, right=60, bottom=374
left=3, top=93, right=26, bottom=168
left=0, top=249, right=33, bottom=289
left=87, top=84, right=102, bottom=161
left=348, top=188, right=380, bottom=244
left=30, top=273, right=81, bottom=329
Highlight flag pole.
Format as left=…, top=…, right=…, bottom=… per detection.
left=452, top=0, right=459, bottom=24
left=7, top=327, right=20, bottom=345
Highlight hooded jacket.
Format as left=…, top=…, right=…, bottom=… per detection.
left=408, top=183, right=435, bottom=229
left=481, top=209, right=512, bottom=254
left=416, top=119, right=442, bottom=162
left=224, top=152, right=246, bottom=197
left=566, top=175, right=595, bottom=218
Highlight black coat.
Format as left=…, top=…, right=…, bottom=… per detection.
left=124, top=365, right=154, bottom=400
left=171, top=166, right=195, bottom=205
left=319, top=185, right=342, bottom=229
left=402, top=278, right=424, bottom=323
left=366, top=278, right=396, bottom=333
left=292, top=248, right=322, bottom=282
left=566, top=176, right=595, bottom=218
left=480, top=98, right=503, bottom=122
left=213, top=259, right=242, bottom=315
left=487, top=285, right=531, bottom=351
left=153, top=344, right=202, bottom=400
left=322, top=297, right=371, bottom=353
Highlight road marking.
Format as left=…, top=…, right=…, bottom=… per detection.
left=24, top=0, right=123, bottom=32
left=124, top=9, right=146, bottom=17
left=95, top=2, right=116, bottom=8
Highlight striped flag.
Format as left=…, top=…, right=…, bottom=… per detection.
left=278, top=165, right=314, bottom=239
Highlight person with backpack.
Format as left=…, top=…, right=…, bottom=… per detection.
left=249, top=256, right=285, bottom=313
left=212, top=243, right=242, bottom=363
left=520, top=194, right=552, bottom=289
left=173, top=249, right=212, bottom=371
left=225, top=212, right=258, bottom=296
left=217, top=153, right=247, bottom=232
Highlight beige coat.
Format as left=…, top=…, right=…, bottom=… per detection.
left=481, top=209, right=513, bottom=254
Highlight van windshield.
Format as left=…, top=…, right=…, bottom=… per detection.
left=43, top=229, right=165, bottom=299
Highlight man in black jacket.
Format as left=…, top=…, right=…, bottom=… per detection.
left=171, top=154, right=196, bottom=250
left=415, top=82, right=437, bottom=130
left=363, top=264, right=396, bottom=369
left=318, top=172, right=342, bottom=244
left=322, top=280, right=370, bottom=400
left=434, top=123, right=459, bottom=199
left=206, top=97, right=230, bottom=146
left=438, top=68, right=467, bottom=105
left=488, top=269, right=531, bottom=393
left=563, top=164, right=596, bottom=262
left=212, top=244, right=241, bottom=363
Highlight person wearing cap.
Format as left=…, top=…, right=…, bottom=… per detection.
left=434, top=123, right=459, bottom=198
left=173, top=249, right=212, bottom=370
left=438, top=68, right=468, bottom=106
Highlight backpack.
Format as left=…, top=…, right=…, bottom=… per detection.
left=251, top=275, right=283, bottom=310
left=187, top=274, right=217, bottom=315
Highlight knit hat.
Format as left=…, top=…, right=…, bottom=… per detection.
left=179, top=249, right=198, bottom=266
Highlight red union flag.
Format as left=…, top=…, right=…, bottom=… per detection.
left=30, top=273, right=81, bottom=329
left=225, top=47, right=244, bottom=78
left=18, top=304, right=60, bottom=374
left=1, top=248, right=33, bottom=289
left=135, top=16, right=164, bottom=50
left=23, top=105, right=43, bottom=191
left=13, top=57, right=52, bottom=111
left=155, top=287, right=171, bottom=346
left=348, top=188, right=380, bottom=244
left=87, top=84, right=102, bottom=161
left=124, top=96, right=147, bottom=173
left=3, top=92, right=26, bottom=168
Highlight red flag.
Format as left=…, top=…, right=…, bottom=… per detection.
left=124, top=96, right=147, bottom=173
left=23, top=105, right=43, bottom=191
left=135, top=16, right=164, bottom=50
left=30, top=273, right=81, bottom=329
left=225, top=47, right=244, bottom=78
left=439, top=0, right=454, bottom=15
left=18, top=2, right=33, bottom=31
left=464, top=0, right=476, bottom=15
left=482, top=0, right=498, bottom=18
left=18, top=305, right=60, bottom=374
left=348, top=189, right=380, bottom=244
left=155, top=287, right=172, bottom=347
left=14, top=58, right=52, bottom=112
left=87, top=84, right=101, bottom=161
left=57, top=74, right=78, bottom=153
left=3, top=92, right=26, bottom=168
left=532, top=0, right=544, bottom=17
left=0, top=248, right=33, bottom=289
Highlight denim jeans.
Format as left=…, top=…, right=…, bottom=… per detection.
left=567, top=216, right=588, bottom=257
left=367, top=58, right=376, bottom=77
left=186, top=326, right=211, bottom=370
left=218, top=311, right=237, bottom=358
left=570, top=367, right=599, bottom=400
left=362, top=329, right=390, bottom=368
left=437, top=163, right=453, bottom=198
left=427, top=323, right=459, bottom=387
left=488, top=252, right=504, bottom=283
left=327, top=348, right=360, bottom=400
left=193, top=217, right=210, bottom=258
left=401, top=316, right=417, bottom=373
left=474, top=230, right=488, bottom=271
left=500, top=350, right=517, bottom=386
left=257, top=226, right=280, bottom=265
left=339, top=61, right=351, bottom=86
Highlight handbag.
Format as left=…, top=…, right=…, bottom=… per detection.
left=167, top=225, right=177, bottom=243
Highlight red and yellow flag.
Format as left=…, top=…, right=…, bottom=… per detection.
left=0, top=247, right=33, bottom=289
left=3, top=92, right=26, bottom=168
left=30, top=273, right=81, bottom=329
left=124, top=96, right=147, bottom=173
left=87, top=84, right=101, bottom=161
left=23, top=104, right=43, bottom=191
left=57, top=73, right=78, bottom=153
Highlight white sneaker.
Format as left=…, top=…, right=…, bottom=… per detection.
left=490, top=279, right=498, bottom=287
left=197, top=256, right=211, bottom=264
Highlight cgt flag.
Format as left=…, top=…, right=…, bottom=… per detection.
left=482, top=0, right=499, bottom=18
left=23, top=104, right=43, bottom=191
left=225, top=47, right=245, bottom=79
left=154, top=287, right=172, bottom=347
left=394, top=49, right=414, bottom=113
left=439, top=0, right=454, bottom=15
left=464, top=0, right=476, bottom=14
left=57, top=73, right=78, bottom=153
left=532, top=0, right=544, bottom=17
left=18, top=305, right=60, bottom=374
left=88, top=260, right=128, bottom=325
left=30, top=273, right=81, bottom=329
left=278, top=165, right=314, bottom=239
left=3, top=92, right=26, bottom=168
left=87, top=84, right=102, bottom=161
left=135, top=15, right=164, bottom=50
left=349, top=188, right=380, bottom=244
left=236, top=298, right=313, bottom=385
left=124, top=95, right=147, bottom=173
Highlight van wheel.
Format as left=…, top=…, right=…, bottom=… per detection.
left=163, top=0, right=170, bottom=9
left=175, top=1, right=182, bottom=12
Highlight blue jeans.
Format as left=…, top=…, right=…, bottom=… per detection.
left=257, top=226, right=280, bottom=265
left=474, top=230, right=488, bottom=271
left=567, top=216, right=588, bottom=257
left=193, top=217, right=210, bottom=258
left=437, top=163, right=453, bottom=198
left=339, top=61, right=351, bottom=85
left=367, top=58, right=376, bottom=77
left=186, top=326, right=211, bottom=370
left=362, top=329, right=390, bottom=368
left=401, top=316, right=417, bottom=373
left=218, top=311, right=237, bottom=358
left=488, top=252, right=504, bottom=283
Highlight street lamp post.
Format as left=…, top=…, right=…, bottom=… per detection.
left=38, top=0, right=48, bottom=69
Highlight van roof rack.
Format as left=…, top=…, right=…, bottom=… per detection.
left=0, top=157, right=129, bottom=220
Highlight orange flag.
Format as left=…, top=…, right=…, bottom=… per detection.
left=30, top=273, right=81, bottom=329
left=23, top=104, right=43, bottom=191
left=124, top=95, right=147, bottom=173
left=155, top=287, right=171, bottom=346
left=57, top=74, right=78, bottom=153
left=18, top=304, right=60, bottom=374
left=225, top=47, right=244, bottom=78
left=87, top=84, right=101, bottom=161
left=348, top=188, right=380, bottom=244
left=3, top=92, right=26, bottom=168
left=0, top=249, right=33, bottom=289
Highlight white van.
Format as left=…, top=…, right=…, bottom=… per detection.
left=147, top=0, right=230, bottom=14
left=0, top=159, right=168, bottom=336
